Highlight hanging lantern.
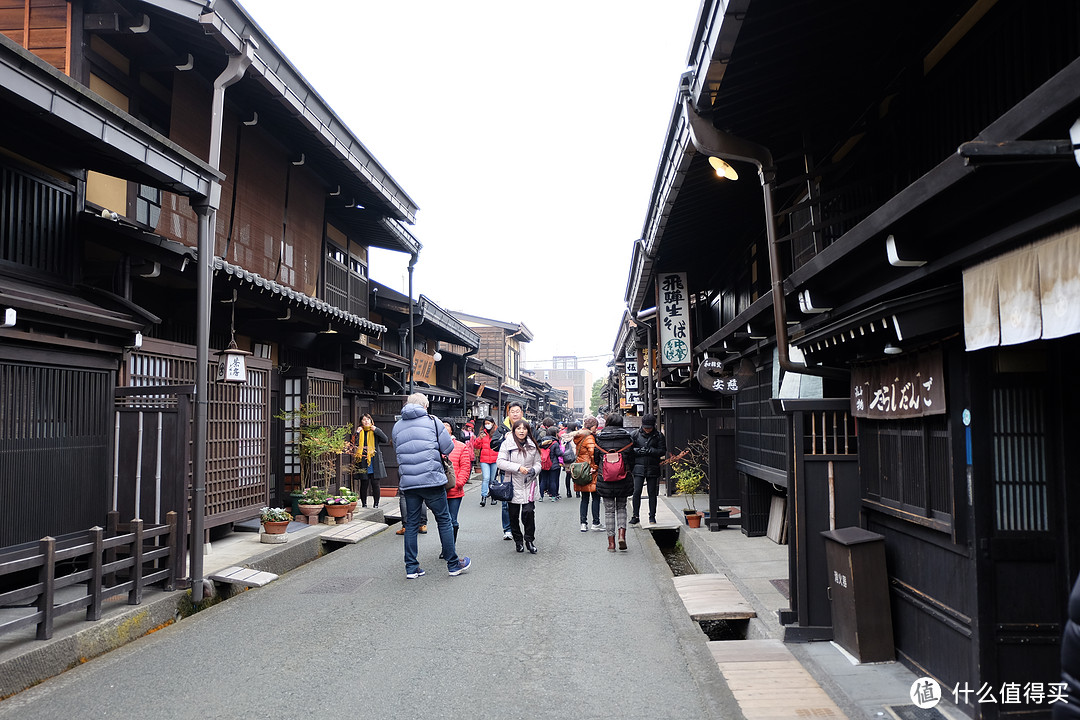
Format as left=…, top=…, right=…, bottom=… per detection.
left=216, top=339, right=251, bottom=383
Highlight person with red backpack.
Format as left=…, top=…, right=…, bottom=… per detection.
left=536, top=428, right=562, bottom=502
left=592, top=413, right=635, bottom=552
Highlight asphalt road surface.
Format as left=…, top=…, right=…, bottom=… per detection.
left=0, top=488, right=741, bottom=719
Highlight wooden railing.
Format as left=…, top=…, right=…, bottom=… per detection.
left=0, top=512, right=180, bottom=641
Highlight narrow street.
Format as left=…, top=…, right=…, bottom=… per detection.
left=0, top=488, right=740, bottom=720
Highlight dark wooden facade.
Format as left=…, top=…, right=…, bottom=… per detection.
left=0, top=0, right=420, bottom=570
left=623, top=2, right=1080, bottom=717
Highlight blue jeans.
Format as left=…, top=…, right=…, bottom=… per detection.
left=447, top=496, right=461, bottom=531
left=502, top=500, right=511, bottom=532
left=539, top=468, right=561, bottom=498
left=480, top=462, right=497, bottom=497
left=403, top=485, right=459, bottom=573
left=579, top=491, right=601, bottom=525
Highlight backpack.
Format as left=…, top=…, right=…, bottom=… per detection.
left=539, top=442, right=553, bottom=471
left=561, top=439, right=577, bottom=463
left=599, top=443, right=633, bottom=482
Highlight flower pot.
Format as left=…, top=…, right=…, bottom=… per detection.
left=346, top=501, right=358, bottom=513
left=297, top=503, right=323, bottom=517
left=262, top=520, right=290, bottom=535
left=686, top=511, right=703, bottom=528
left=324, top=503, right=350, bottom=518
left=289, top=491, right=305, bottom=515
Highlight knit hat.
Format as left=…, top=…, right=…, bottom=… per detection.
left=641, top=414, right=656, bottom=429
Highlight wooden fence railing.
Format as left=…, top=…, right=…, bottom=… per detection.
left=0, top=511, right=180, bottom=641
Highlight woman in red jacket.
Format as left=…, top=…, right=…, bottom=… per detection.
left=475, top=415, right=500, bottom=507
left=440, top=421, right=472, bottom=560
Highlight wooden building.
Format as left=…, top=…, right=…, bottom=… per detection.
left=1, top=1, right=420, bottom=560
left=623, top=1, right=1080, bottom=717
left=450, top=311, right=533, bottom=421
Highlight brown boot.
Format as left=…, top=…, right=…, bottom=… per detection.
left=607, top=535, right=616, bottom=553
left=618, top=528, right=627, bottom=551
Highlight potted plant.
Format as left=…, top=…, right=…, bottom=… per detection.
left=275, top=402, right=353, bottom=499
left=323, top=494, right=352, bottom=518
left=671, top=435, right=709, bottom=528
left=336, top=486, right=360, bottom=512
left=296, top=486, right=327, bottom=516
left=260, top=506, right=293, bottom=534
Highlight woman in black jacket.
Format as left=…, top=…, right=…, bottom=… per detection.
left=593, top=413, right=635, bottom=553
left=1057, top=572, right=1080, bottom=718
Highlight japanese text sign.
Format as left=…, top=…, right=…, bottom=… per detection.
left=851, top=349, right=946, bottom=419
left=657, top=272, right=691, bottom=367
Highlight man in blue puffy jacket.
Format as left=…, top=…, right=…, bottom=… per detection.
left=391, top=393, right=472, bottom=579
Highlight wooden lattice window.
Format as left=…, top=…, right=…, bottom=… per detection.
left=126, top=340, right=270, bottom=524
left=991, top=385, right=1048, bottom=532
left=0, top=162, right=75, bottom=280
left=0, top=357, right=112, bottom=546
left=735, top=360, right=787, bottom=473
left=860, top=415, right=953, bottom=530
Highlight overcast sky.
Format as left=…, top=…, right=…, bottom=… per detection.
left=244, top=0, right=701, bottom=382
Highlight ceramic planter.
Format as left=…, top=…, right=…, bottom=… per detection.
left=262, top=520, right=290, bottom=535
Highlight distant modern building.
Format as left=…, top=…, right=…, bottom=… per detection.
left=527, top=356, right=592, bottom=420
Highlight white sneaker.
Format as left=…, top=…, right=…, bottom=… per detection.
left=503, top=530, right=513, bottom=540
left=538, top=496, right=544, bottom=502
left=580, top=523, right=588, bottom=532
left=591, top=523, right=603, bottom=531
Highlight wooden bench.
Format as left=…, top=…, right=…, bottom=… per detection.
left=708, top=639, right=848, bottom=719
left=672, top=573, right=757, bottom=621
left=208, top=566, right=278, bottom=588
left=320, top=521, right=388, bottom=545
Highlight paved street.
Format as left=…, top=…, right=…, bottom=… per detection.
left=0, top=488, right=741, bottom=720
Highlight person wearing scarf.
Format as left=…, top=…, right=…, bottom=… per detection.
left=353, top=414, right=388, bottom=509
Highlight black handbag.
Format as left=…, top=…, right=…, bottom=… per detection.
left=488, top=472, right=514, bottom=502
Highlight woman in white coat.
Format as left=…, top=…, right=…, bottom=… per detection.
left=496, top=419, right=542, bottom=554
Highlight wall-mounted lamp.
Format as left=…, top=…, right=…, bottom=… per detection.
left=2, top=307, right=16, bottom=328
left=432, top=351, right=443, bottom=362
left=131, top=332, right=143, bottom=349
left=884, top=343, right=902, bottom=355
left=708, top=156, right=739, bottom=181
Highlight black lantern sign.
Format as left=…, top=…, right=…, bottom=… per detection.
left=696, top=357, right=739, bottom=395
left=696, top=357, right=754, bottom=395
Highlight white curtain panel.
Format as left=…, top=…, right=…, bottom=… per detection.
left=963, top=226, right=1080, bottom=350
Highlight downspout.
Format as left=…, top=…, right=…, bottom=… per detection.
left=462, top=345, right=478, bottom=415
left=191, top=41, right=255, bottom=602
left=683, top=99, right=846, bottom=380
left=406, top=251, right=418, bottom=395
left=636, top=305, right=658, bottom=416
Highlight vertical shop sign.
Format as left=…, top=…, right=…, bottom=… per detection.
left=657, top=272, right=691, bottom=367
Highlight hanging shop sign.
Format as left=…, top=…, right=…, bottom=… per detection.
left=851, top=348, right=946, bottom=419
left=657, top=272, right=691, bottom=367
left=411, top=349, right=437, bottom=385
left=696, top=358, right=738, bottom=395
left=695, top=357, right=754, bottom=395
left=624, top=358, right=643, bottom=411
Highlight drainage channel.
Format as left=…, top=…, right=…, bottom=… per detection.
left=650, top=527, right=748, bottom=642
